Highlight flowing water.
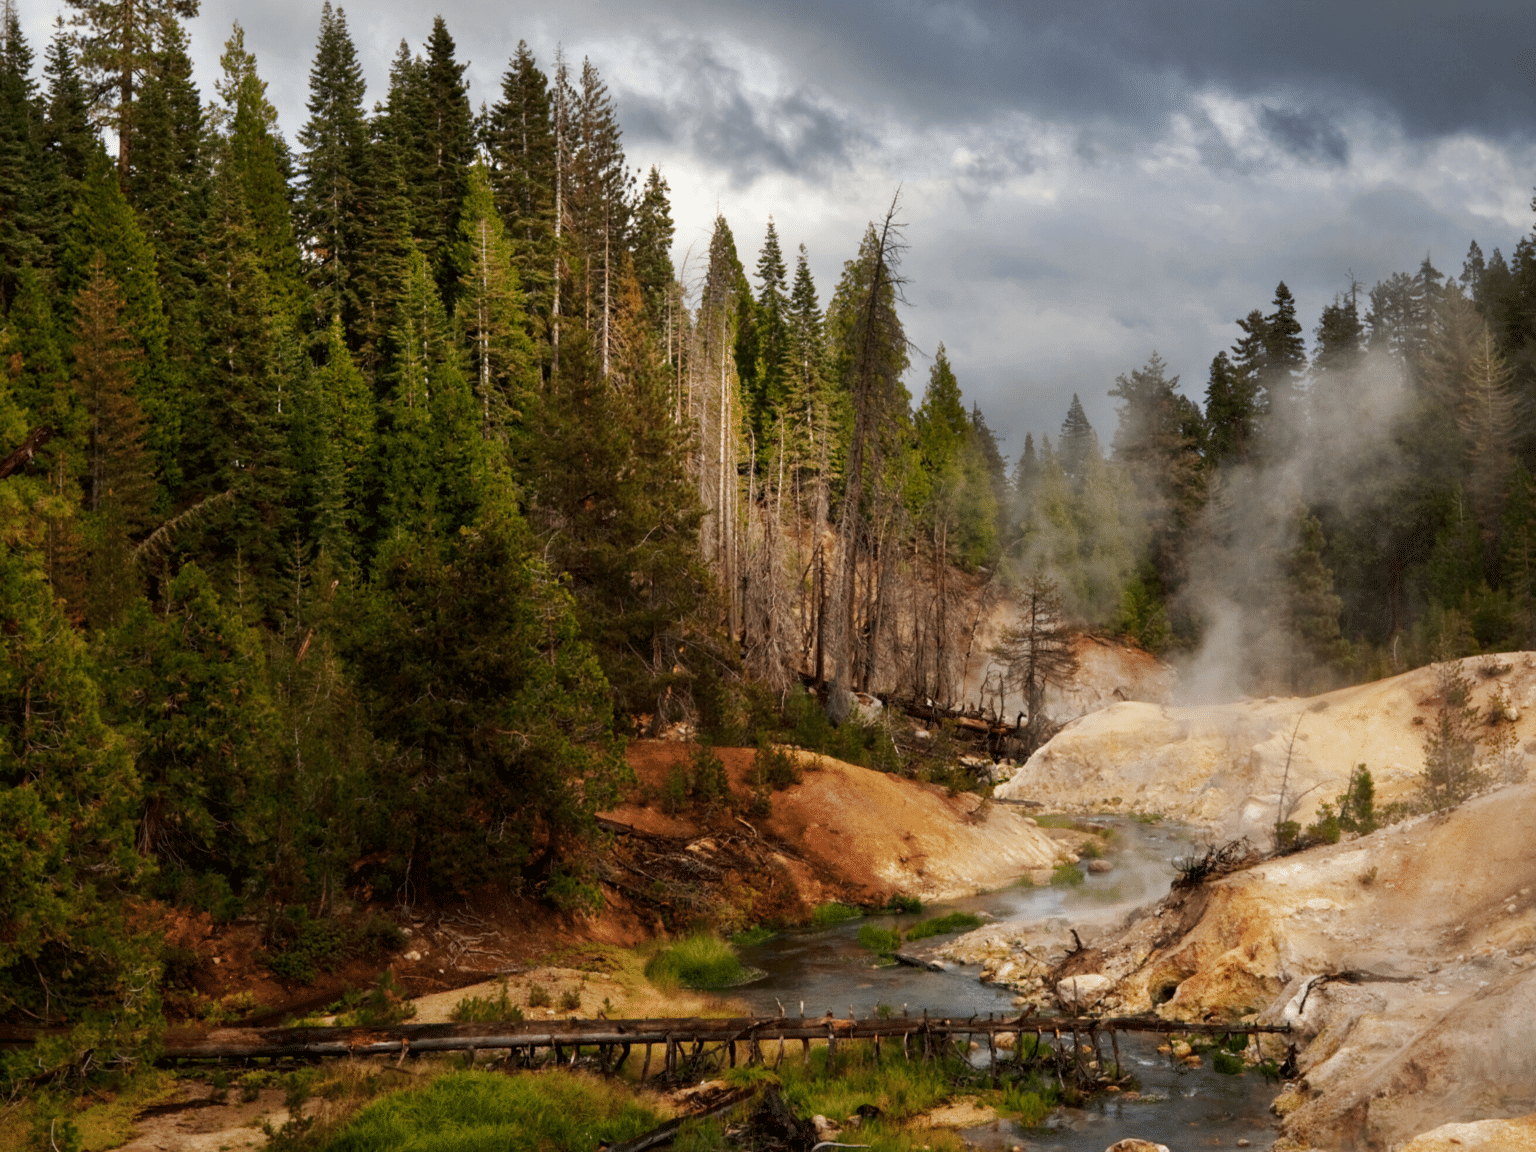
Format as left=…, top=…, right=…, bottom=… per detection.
left=732, top=816, right=1283, bottom=1151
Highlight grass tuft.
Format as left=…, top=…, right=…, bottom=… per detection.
left=856, top=924, right=901, bottom=955
left=644, top=934, right=751, bottom=990
left=809, top=902, right=860, bottom=927
left=904, top=912, right=982, bottom=941
left=450, top=982, right=524, bottom=1024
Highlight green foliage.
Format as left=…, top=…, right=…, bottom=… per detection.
left=546, top=864, right=604, bottom=916
left=1213, top=1049, right=1245, bottom=1075
left=730, top=926, right=775, bottom=947
left=263, top=908, right=404, bottom=985
left=999, top=1077, right=1058, bottom=1126
left=328, top=971, right=416, bottom=1027
left=451, top=981, right=525, bottom=1024
left=751, top=734, right=802, bottom=790
left=320, top=1071, right=664, bottom=1152
left=904, top=912, right=982, bottom=941
left=1420, top=661, right=1492, bottom=810
left=342, top=513, right=627, bottom=898
left=1050, top=863, right=1085, bottom=887
left=644, top=935, right=749, bottom=990
left=856, top=924, right=901, bottom=954
left=884, top=894, right=923, bottom=914
left=526, top=983, right=552, bottom=1009
left=810, top=902, right=860, bottom=928
left=688, top=742, right=731, bottom=811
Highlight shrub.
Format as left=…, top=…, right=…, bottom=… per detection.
left=644, top=935, right=749, bottom=990
left=885, top=894, right=922, bottom=914
left=527, top=983, right=552, bottom=1008
left=558, top=989, right=582, bottom=1012
left=904, top=912, right=982, bottom=941
left=688, top=743, right=730, bottom=810
left=451, top=981, right=525, bottom=1024
left=809, top=903, right=859, bottom=927
left=263, top=909, right=404, bottom=985
left=330, top=971, right=417, bottom=1027
left=751, top=735, right=802, bottom=790
left=546, top=865, right=604, bottom=915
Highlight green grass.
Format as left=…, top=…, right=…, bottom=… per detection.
left=904, top=912, right=982, bottom=941
left=644, top=934, right=750, bottom=990
left=1213, top=1049, right=1245, bottom=1075
left=1050, top=863, right=1085, bottom=887
left=730, top=926, right=776, bottom=947
left=856, top=924, right=901, bottom=954
left=810, top=902, right=860, bottom=927
left=319, top=1071, right=661, bottom=1152
left=884, top=894, right=923, bottom=914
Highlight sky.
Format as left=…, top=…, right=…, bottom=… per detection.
left=27, top=0, right=1536, bottom=462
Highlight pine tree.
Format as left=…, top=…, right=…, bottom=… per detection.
left=72, top=252, right=153, bottom=627
left=63, top=153, right=178, bottom=501
left=632, top=166, right=675, bottom=332
left=0, top=528, right=148, bottom=1034
left=1057, top=393, right=1097, bottom=484
left=0, top=5, right=45, bottom=308
left=187, top=140, right=289, bottom=607
left=1456, top=328, right=1521, bottom=544
left=215, top=22, right=305, bottom=325
left=484, top=41, right=554, bottom=336
left=1284, top=510, right=1346, bottom=691
left=293, top=316, right=372, bottom=565
left=38, top=26, right=94, bottom=257
left=371, top=246, right=482, bottom=547
left=568, top=57, right=630, bottom=377
left=749, top=218, right=790, bottom=439
left=1262, top=281, right=1306, bottom=420
left=1202, top=350, right=1254, bottom=467
left=297, top=3, right=369, bottom=337
left=456, top=161, right=537, bottom=465
left=385, top=18, right=472, bottom=308
left=125, top=19, right=208, bottom=376
left=63, top=0, right=199, bottom=178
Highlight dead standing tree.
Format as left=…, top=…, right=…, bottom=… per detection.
left=991, top=574, right=1078, bottom=756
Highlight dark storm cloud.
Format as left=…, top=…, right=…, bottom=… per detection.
left=617, top=40, right=865, bottom=186
left=628, top=0, right=1536, bottom=142
left=1260, top=106, right=1350, bottom=166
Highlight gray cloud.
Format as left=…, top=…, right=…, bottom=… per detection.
left=1261, top=106, right=1350, bottom=166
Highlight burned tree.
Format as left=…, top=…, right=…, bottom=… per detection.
left=991, top=574, right=1078, bottom=755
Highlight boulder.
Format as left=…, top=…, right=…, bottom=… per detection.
left=1056, top=973, right=1114, bottom=1009
left=1104, top=1140, right=1171, bottom=1152
left=1396, top=1115, right=1536, bottom=1150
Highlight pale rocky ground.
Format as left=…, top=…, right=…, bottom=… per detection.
left=976, top=722, right=1536, bottom=1152
left=995, top=652, right=1536, bottom=840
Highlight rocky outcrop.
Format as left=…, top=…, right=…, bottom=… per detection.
left=964, top=781, right=1536, bottom=1150
left=996, top=653, right=1536, bottom=839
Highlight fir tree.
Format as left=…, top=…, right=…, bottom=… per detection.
left=72, top=253, right=153, bottom=627
left=38, top=26, right=94, bottom=256
left=632, top=166, right=674, bottom=332
left=1202, top=350, right=1254, bottom=467
left=1057, top=393, right=1096, bottom=485
left=568, top=57, right=630, bottom=377
left=750, top=218, right=791, bottom=438
left=0, top=6, right=45, bottom=308
left=297, top=3, right=369, bottom=338
left=216, top=22, right=305, bottom=325
left=484, top=41, right=554, bottom=334
left=63, top=0, right=199, bottom=177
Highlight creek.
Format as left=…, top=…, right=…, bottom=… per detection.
left=731, top=817, right=1282, bottom=1151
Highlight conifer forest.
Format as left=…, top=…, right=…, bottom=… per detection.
left=4, top=0, right=1536, bottom=1086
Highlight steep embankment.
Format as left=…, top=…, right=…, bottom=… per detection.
left=996, top=653, right=1536, bottom=839
left=607, top=742, right=1071, bottom=912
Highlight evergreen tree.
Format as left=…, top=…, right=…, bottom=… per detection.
left=216, top=22, right=305, bottom=325
left=749, top=218, right=790, bottom=440
left=63, top=151, right=179, bottom=499
left=568, top=57, right=630, bottom=377
left=72, top=253, right=153, bottom=626
left=343, top=513, right=627, bottom=897
left=38, top=26, right=95, bottom=257
left=125, top=19, right=208, bottom=376
left=0, top=530, right=149, bottom=1036
left=101, top=563, right=277, bottom=886
left=371, top=246, right=482, bottom=547
left=484, top=41, right=554, bottom=335
left=63, top=0, right=199, bottom=177
left=457, top=161, right=537, bottom=465
left=297, top=3, right=369, bottom=338
left=1284, top=510, right=1346, bottom=691
left=186, top=141, right=290, bottom=608
left=293, top=316, right=372, bottom=565
left=0, top=6, right=45, bottom=308
left=632, top=165, right=675, bottom=331
left=1202, top=350, right=1255, bottom=467
left=1057, top=393, right=1096, bottom=485
left=528, top=267, right=705, bottom=714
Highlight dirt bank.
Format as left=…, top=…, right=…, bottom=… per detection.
left=607, top=742, right=1071, bottom=912
left=996, top=653, right=1536, bottom=838
left=969, top=781, right=1536, bottom=1150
